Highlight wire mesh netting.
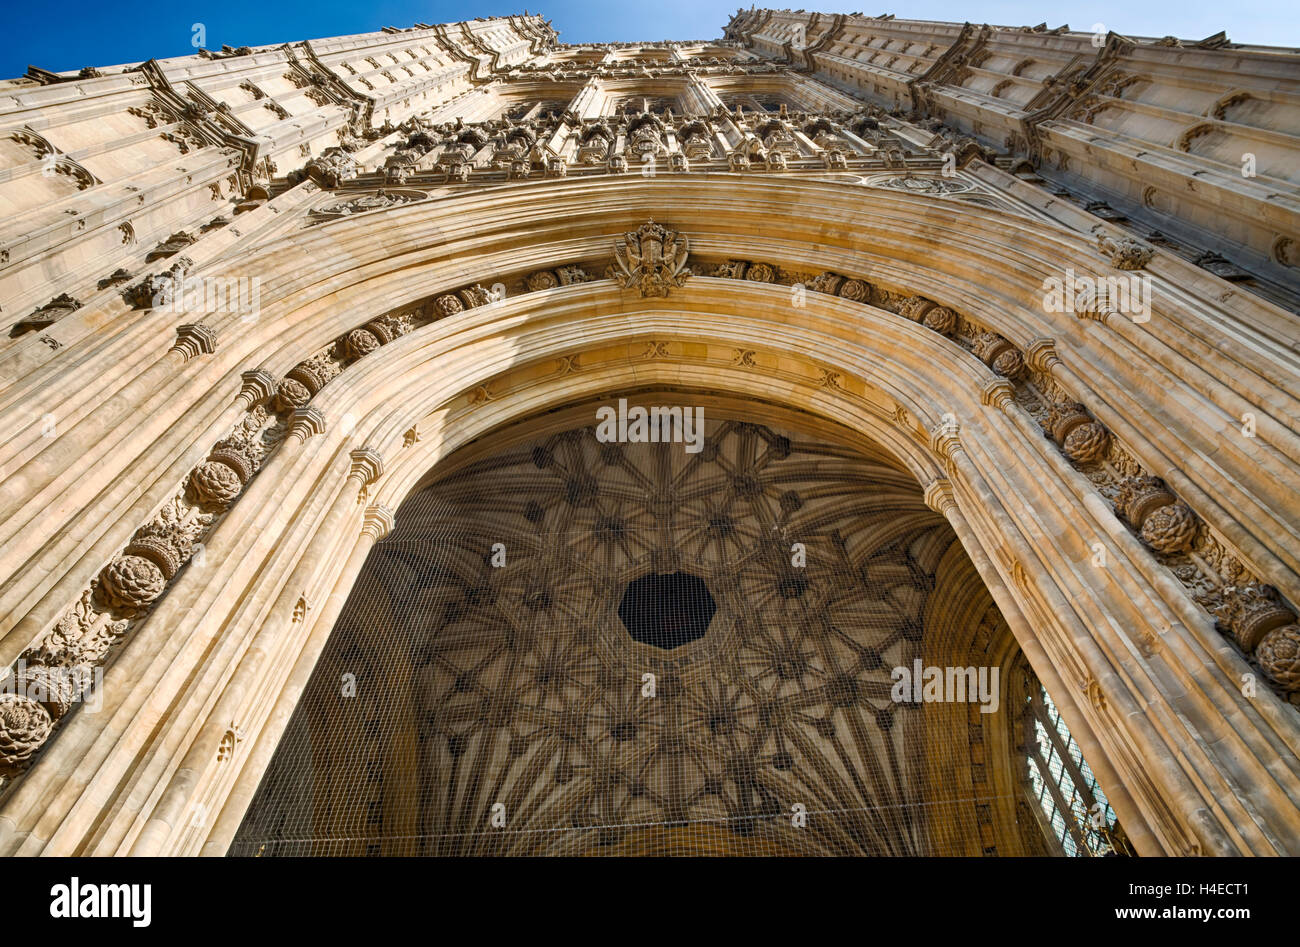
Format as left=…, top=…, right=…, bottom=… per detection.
left=230, top=411, right=1054, bottom=856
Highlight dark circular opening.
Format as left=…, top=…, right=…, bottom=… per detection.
left=618, top=571, right=716, bottom=649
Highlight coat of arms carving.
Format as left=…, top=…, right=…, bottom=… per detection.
left=612, top=220, right=691, bottom=297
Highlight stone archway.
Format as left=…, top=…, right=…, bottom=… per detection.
left=1, top=179, right=1296, bottom=857
left=230, top=395, right=1054, bottom=856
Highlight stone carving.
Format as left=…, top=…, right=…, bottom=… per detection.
left=1061, top=419, right=1110, bottom=463
left=127, top=102, right=180, bottom=128
left=626, top=120, right=664, bottom=158
left=100, top=556, right=166, bottom=610
left=823, top=149, right=848, bottom=169
left=970, top=332, right=1024, bottom=378
left=1140, top=503, right=1198, bottom=554
left=210, top=406, right=282, bottom=481
left=923, top=306, right=956, bottom=335
left=14, top=665, right=92, bottom=718
left=991, top=349, right=1024, bottom=378
left=808, top=272, right=844, bottom=295
left=0, top=695, right=53, bottom=776
left=287, top=349, right=343, bottom=395
left=434, top=294, right=464, bottom=317
left=1042, top=400, right=1092, bottom=443
left=899, top=296, right=935, bottom=321
left=1097, top=234, right=1155, bottom=270
left=1036, top=398, right=1112, bottom=464
left=710, top=260, right=748, bottom=279
left=1213, top=584, right=1296, bottom=651
left=365, top=310, right=415, bottom=343
left=312, top=190, right=423, bottom=221
left=191, top=460, right=244, bottom=506
left=13, top=294, right=80, bottom=334
left=459, top=285, right=497, bottom=308
left=145, top=231, right=197, bottom=263
left=877, top=175, right=973, bottom=195
left=9, top=9, right=1300, bottom=819
left=0, top=402, right=296, bottom=756
left=123, top=259, right=194, bottom=310
left=172, top=323, right=218, bottom=361
left=126, top=517, right=197, bottom=579
left=612, top=221, right=691, bottom=297
left=681, top=124, right=713, bottom=159
left=1257, top=626, right=1300, bottom=691
left=577, top=125, right=613, bottom=164
left=305, top=148, right=359, bottom=188
left=28, top=585, right=127, bottom=670
left=345, top=328, right=381, bottom=359
left=98, top=268, right=134, bottom=290
left=556, top=265, right=592, bottom=285
left=1114, top=476, right=1176, bottom=527
left=1193, top=252, right=1251, bottom=281
left=526, top=269, right=559, bottom=291
left=274, top=378, right=312, bottom=412
left=837, top=279, right=870, bottom=302
left=218, top=725, right=244, bottom=762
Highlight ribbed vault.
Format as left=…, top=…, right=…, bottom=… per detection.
left=231, top=400, right=1041, bottom=855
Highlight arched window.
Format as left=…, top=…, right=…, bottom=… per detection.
left=1021, top=678, right=1135, bottom=856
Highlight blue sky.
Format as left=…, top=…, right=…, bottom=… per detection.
left=2, top=0, right=1295, bottom=79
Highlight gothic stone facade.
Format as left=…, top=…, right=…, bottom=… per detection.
left=0, top=10, right=1297, bottom=855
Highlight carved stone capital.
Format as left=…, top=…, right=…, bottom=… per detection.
left=923, top=478, right=957, bottom=516
left=237, top=369, right=278, bottom=408
left=980, top=378, right=1015, bottom=410
left=287, top=406, right=327, bottom=442
left=171, top=323, right=218, bottom=362
left=1024, top=337, right=1060, bottom=373
left=928, top=418, right=963, bottom=465
left=362, top=504, right=396, bottom=542
left=348, top=447, right=385, bottom=485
